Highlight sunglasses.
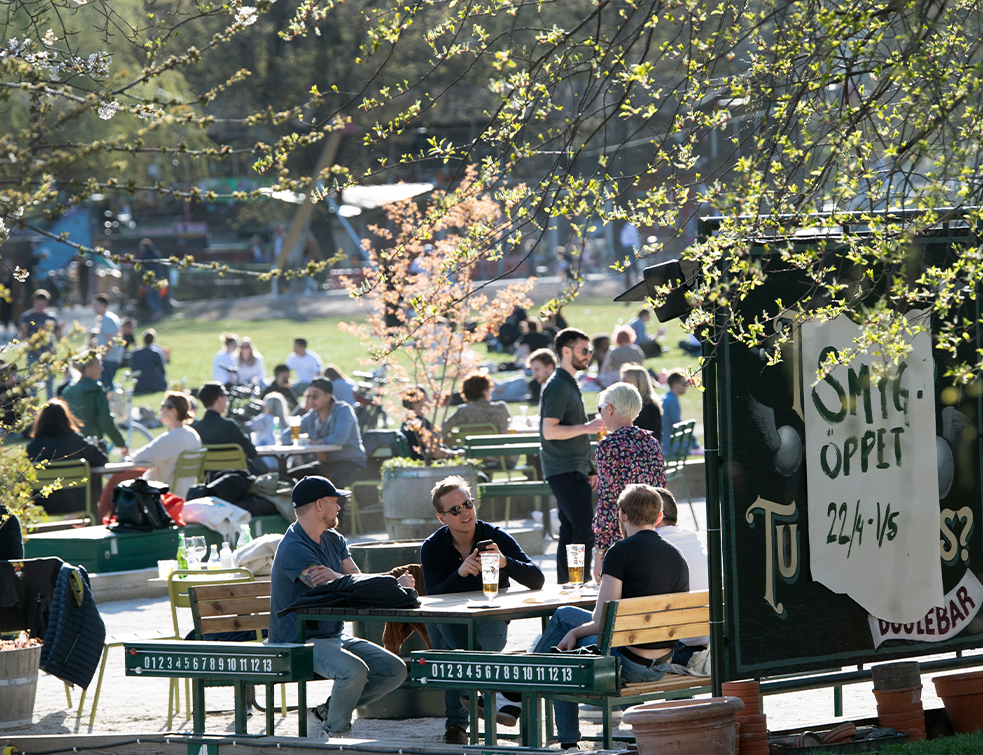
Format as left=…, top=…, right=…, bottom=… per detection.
left=441, top=499, right=476, bottom=517
left=577, top=347, right=593, bottom=356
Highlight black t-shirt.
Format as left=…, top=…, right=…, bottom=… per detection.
left=602, top=529, right=689, bottom=649
left=519, top=332, right=552, bottom=352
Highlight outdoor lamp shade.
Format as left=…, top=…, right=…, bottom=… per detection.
left=613, top=259, right=694, bottom=323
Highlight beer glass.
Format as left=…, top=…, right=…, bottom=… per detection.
left=566, top=543, right=585, bottom=593
left=287, top=415, right=301, bottom=444
left=480, top=552, right=500, bottom=603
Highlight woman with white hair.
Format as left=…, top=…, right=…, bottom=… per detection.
left=591, top=382, right=666, bottom=582
left=248, top=393, right=290, bottom=467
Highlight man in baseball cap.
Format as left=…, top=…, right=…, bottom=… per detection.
left=269, top=476, right=413, bottom=740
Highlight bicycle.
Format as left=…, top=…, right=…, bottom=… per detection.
left=108, top=370, right=155, bottom=450
left=353, top=364, right=389, bottom=432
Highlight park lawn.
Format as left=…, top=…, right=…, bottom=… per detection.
left=881, top=732, right=983, bottom=754
left=61, top=296, right=704, bottom=447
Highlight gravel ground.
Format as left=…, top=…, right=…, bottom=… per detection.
left=15, top=507, right=978, bottom=748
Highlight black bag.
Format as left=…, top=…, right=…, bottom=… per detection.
left=108, top=478, right=174, bottom=532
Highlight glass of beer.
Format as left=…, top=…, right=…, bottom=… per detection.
left=287, top=415, right=301, bottom=444
left=480, top=552, right=500, bottom=604
left=566, top=543, right=585, bottom=594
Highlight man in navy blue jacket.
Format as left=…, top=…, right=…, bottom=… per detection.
left=421, top=474, right=545, bottom=745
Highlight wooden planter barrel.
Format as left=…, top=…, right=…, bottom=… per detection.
left=0, top=644, right=42, bottom=729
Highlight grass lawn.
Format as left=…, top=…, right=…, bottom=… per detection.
left=882, top=732, right=983, bottom=754
left=56, top=296, right=704, bottom=448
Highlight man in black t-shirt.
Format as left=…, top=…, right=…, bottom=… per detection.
left=533, top=484, right=689, bottom=748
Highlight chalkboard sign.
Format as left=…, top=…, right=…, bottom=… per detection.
left=716, top=242, right=983, bottom=679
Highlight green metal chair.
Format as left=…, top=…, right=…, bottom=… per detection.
left=452, top=423, right=537, bottom=524
left=172, top=448, right=208, bottom=491
left=165, top=568, right=257, bottom=729
left=202, top=444, right=248, bottom=475
left=664, top=419, right=698, bottom=526
left=31, top=459, right=94, bottom=523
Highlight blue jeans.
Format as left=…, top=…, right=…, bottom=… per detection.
left=310, top=634, right=407, bottom=736
left=427, top=621, right=508, bottom=728
left=101, top=361, right=119, bottom=388
left=534, top=606, right=668, bottom=743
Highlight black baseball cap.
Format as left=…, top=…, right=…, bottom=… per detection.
left=291, top=475, right=350, bottom=507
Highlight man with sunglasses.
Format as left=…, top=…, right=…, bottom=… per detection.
left=540, top=327, right=605, bottom=583
left=421, top=475, right=545, bottom=745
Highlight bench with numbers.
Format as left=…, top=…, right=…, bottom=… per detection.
left=410, top=590, right=712, bottom=749
left=123, top=581, right=317, bottom=736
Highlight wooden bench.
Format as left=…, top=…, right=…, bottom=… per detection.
left=124, top=581, right=316, bottom=735
left=410, top=590, right=712, bottom=749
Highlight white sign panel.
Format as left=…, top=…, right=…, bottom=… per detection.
left=801, top=313, right=943, bottom=623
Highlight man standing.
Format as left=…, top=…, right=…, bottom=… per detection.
left=421, top=475, right=545, bottom=744
left=287, top=338, right=323, bottom=390
left=62, top=353, right=127, bottom=454
left=269, top=476, right=410, bottom=739
left=19, top=289, right=62, bottom=399
left=299, top=378, right=366, bottom=486
left=191, top=382, right=262, bottom=472
left=533, top=485, right=689, bottom=748
left=540, top=328, right=603, bottom=582
left=92, top=294, right=123, bottom=387
left=653, top=486, right=709, bottom=665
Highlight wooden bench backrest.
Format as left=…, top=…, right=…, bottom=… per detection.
left=597, top=590, right=710, bottom=654
left=189, top=581, right=272, bottom=639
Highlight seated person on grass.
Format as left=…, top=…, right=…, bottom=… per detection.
left=533, top=484, right=689, bottom=750
left=421, top=474, right=545, bottom=746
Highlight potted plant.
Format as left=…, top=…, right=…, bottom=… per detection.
left=0, top=634, right=43, bottom=730
left=341, top=167, right=534, bottom=540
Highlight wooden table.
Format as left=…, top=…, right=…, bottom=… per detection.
left=255, top=443, right=342, bottom=476
left=292, top=584, right=598, bottom=743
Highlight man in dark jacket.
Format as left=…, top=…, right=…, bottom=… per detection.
left=130, top=329, right=168, bottom=394
left=421, top=474, right=545, bottom=744
left=191, top=382, right=263, bottom=473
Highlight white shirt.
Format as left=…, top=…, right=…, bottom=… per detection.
left=658, top=524, right=710, bottom=647
left=129, top=425, right=202, bottom=499
left=97, top=310, right=123, bottom=363
left=236, top=355, right=267, bottom=386
left=286, top=350, right=323, bottom=384
left=212, top=349, right=238, bottom=384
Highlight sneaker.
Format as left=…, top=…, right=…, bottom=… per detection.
left=306, top=703, right=329, bottom=739
left=580, top=703, right=623, bottom=720
left=559, top=743, right=581, bottom=751
left=460, top=693, right=521, bottom=727
left=444, top=723, right=469, bottom=745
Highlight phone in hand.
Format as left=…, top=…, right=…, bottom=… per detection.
left=477, top=539, right=495, bottom=552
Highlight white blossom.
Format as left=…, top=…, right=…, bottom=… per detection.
left=235, top=6, right=258, bottom=25
left=42, top=29, right=57, bottom=46
left=97, top=100, right=120, bottom=120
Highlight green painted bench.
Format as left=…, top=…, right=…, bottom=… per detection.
left=410, top=590, right=712, bottom=749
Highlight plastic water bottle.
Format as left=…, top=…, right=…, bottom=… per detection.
left=238, top=523, right=253, bottom=550
left=220, top=541, right=233, bottom=569
left=207, top=544, right=221, bottom=569
left=176, top=534, right=189, bottom=570
left=272, top=416, right=282, bottom=443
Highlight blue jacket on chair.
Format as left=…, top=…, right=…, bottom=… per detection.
left=40, top=563, right=106, bottom=689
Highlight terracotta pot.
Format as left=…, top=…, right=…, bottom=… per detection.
left=737, top=714, right=767, bottom=735
left=933, top=671, right=983, bottom=734
left=872, top=662, right=921, bottom=691
left=623, top=697, right=744, bottom=755
left=873, top=685, right=922, bottom=707
left=877, top=699, right=923, bottom=713
left=879, top=711, right=925, bottom=726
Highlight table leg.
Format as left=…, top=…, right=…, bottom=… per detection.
left=278, top=455, right=288, bottom=478
left=468, top=621, right=479, bottom=745
left=265, top=684, right=275, bottom=734
left=484, top=686, right=497, bottom=745
left=298, top=682, right=307, bottom=737
left=234, top=680, right=248, bottom=735
left=192, top=679, right=206, bottom=733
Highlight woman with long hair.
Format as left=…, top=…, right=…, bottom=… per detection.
left=27, top=398, right=108, bottom=515
left=619, top=364, right=663, bottom=439
left=236, top=337, right=267, bottom=387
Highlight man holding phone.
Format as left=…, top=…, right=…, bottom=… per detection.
left=421, top=475, right=545, bottom=745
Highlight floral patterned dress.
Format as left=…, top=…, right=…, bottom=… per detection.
left=592, top=424, right=667, bottom=552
